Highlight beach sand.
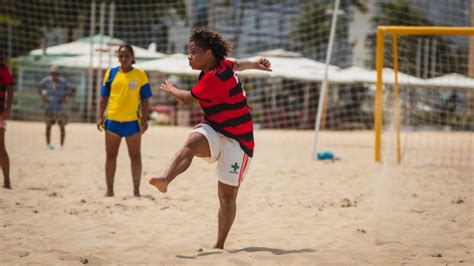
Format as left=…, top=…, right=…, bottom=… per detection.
left=1, top=121, right=472, bottom=264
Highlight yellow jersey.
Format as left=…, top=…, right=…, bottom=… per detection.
left=101, top=67, right=152, bottom=122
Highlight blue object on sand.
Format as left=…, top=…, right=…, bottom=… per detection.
left=316, top=151, right=334, bottom=160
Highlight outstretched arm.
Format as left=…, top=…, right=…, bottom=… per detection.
left=233, top=58, right=272, bottom=72
left=160, top=79, right=197, bottom=106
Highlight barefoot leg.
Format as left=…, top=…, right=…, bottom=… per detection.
left=149, top=177, right=169, bottom=193
left=0, top=129, right=10, bottom=189
left=105, top=131, right=121, bottom=196
left=213, top=181, right=239, bottom=249
left=148, top=132, right=210, bottom=193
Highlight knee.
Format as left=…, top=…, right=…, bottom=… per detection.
left=0, top=148, right=7, bottom=158
left=106, top=152, right=118, bottom=161
left=128, top=152, right=141, bottom=162
left=219, top=195, right=237, bottom=209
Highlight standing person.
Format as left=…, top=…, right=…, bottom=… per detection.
left=149, top=28, right=272, bottom=249
left=0, top=52, right=15, bottom=189
left=97, top=44, right=152, bottom=197
left=38, top=65, right=76, bottom=149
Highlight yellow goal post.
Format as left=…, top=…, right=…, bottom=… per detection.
left=374, top=26, right=474, bottom=164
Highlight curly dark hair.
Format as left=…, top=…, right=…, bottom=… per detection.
left=190, top=28, right=233, bottom=59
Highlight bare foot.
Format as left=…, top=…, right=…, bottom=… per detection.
left=105, top=191, right=114, bottom=197
left=149, top=177, right=169, bottom=193
left=211, top=242, right=224, bottom=250
left=134, top=191, right=141, bottom=197
left=3, top=184, right=12, bottom=189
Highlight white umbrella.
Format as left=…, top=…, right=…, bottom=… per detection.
left=329, top=66, right=426, bottom=86
left=425, top=73, right=474, bottom=89
left=241, top=55, right=339, bottom=81
left=382, top=68, right=426, bottom=86
left=135, top=53, right=267, bottom=78
left=51, top=52, right=121, bottom=69
left=328, top=66, right=375, bottom=83
left=134, top=53, right=199, bottom=75
left=30, top=34, right=165, bottom=59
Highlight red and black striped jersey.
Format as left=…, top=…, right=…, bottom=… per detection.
left=191, top=59, right=254, bottom=157
left=0, top=64, right=14, bottom=112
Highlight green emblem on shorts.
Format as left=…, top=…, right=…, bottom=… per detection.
left=230, top=162, right=240, bottom=174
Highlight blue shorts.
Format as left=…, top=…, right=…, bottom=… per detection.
left=105, top=119, right=140, bottom=138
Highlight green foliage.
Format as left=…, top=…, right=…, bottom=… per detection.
left=370, top=0, right=466, bottom=75
left=0, top=0, right=187, bottom=57
left=290, top=2, right=330, bottom=60
left=290, top=0, right=367, bottom=62
left=0, top=0, right=86, bottom=57
left=372, top=0, right=432, bottom=26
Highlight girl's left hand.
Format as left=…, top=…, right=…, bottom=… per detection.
left=141, top=119, right=148, bottom=134
left=255, top=58, right=272, bottom=72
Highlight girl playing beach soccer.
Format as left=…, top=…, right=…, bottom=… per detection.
left=149, top=28, right=271, bottom=249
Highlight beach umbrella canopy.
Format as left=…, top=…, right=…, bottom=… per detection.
left=328, top=66, right=375, bottom=83
left=425, top=73, right=474, bottom=89
left=30, top=34, right=164, bottom=59
left=135, top=53, right=266, bottom=78
left=241, top=49, right=339, bottom=81
left=134, top=53, right=199, bottom=75
left=50, top=52, right=122, bottom=70
left=329, top=66, right=426, bottom=86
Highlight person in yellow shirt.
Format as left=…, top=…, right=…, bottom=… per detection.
left=97, top=44, right=152, bottom=197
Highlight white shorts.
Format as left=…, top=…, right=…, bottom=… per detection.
left=191, top=123, right=251, bottom=187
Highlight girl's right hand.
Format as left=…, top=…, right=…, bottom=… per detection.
left=97, top=117, right=105, bottom=131
left=160, top=79, right=175, bottom=94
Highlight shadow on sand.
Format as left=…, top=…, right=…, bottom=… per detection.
left=176, top=246, right=316, bottom=259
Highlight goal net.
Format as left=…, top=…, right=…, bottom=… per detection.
left=0, top=1, right=472, bottom=167
left=375, top=26, right=474, bottom=167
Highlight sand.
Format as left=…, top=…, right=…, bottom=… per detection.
left=0, top=121, right=472, bottom=264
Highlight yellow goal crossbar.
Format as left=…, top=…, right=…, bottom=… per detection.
left=374, top=26, right=474, bottom=163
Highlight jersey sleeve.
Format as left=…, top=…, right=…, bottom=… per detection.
left=0, top=66, right=14, bottom=86
left=140, top=71, right=152, bottom=99
left=100, top=69, right=111, bottom=97
left=224, top=59, right=234, bottom=69
left=191, top=74, right=225, bottom=101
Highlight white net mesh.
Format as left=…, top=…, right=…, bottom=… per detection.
left=0, top=0, right=472, bottom=165
left=381, top=32, right=473, bottom=167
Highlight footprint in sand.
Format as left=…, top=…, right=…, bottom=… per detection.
left=451, top=198, right=464, bottom=204
left=59, top=255, right=103, bottom=264
left=97, top=232, right=116, bottom=240
left=3, top=222, right=12, bottom=228
left=227, top=258, right=251, bottom=265
left=11, top=250, right=29, bottom=258
left=48, top=192, right=60, bottom=197
left=27, top=187, right=48, bottom=191
left=141, top=194, right=155, bottom=201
